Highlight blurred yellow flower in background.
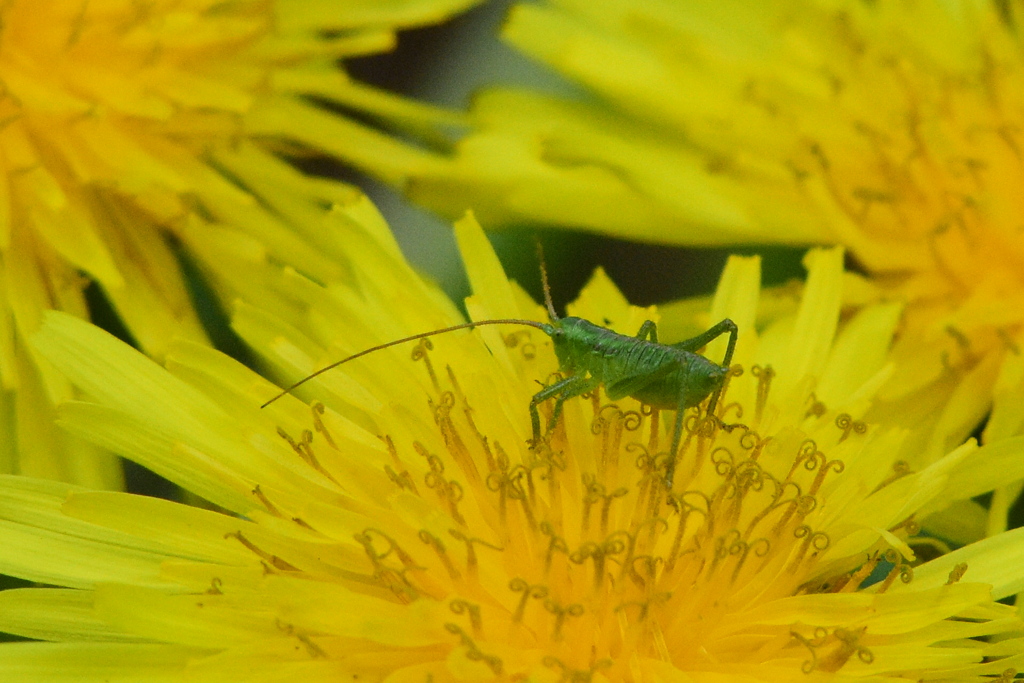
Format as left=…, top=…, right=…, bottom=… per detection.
left=0, top=0, right=478, bottom=485
left=4, top=205, right=1022, bottom=680
left=380, top=0, right=1024, bottom=530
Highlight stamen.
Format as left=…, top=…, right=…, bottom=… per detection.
left=728, top=536, right=771, bottom=584
left=609, top=528, right=638, bottom=580
left=946, top=562, right=968, bottom=585
left=540, top=522, right=570, bottom=574
left=509, top=578, right=549, bottom=622
left=599, top=487, right=629, bottom=537
left=615, top=592, right=670, bottom=623
left=580, top=474, right=629, bottom=537
left=416, top=442, right=465, bottom=525
left=411, top=338, right=440, bottom=393
left=841, top=555, right=882, bottom=593
left=743, top=479, right=802, bottom=539
left=251, top=484, right=283, bottom=517
left=503, top=330, right=537, bottom=359
left=805, top=394, right=827, bottom=419
left=768, top=489, right=817, bottom=540
left=711, top=446, right=736, bottom=478
left=276, top=620, right=327, bottom=659
left=750, top=365, right=775, bottom=424
left=449, top=599, right=483, bottom=637
left=430, top=389, right=481, bottom=486
left=738, top=428, right=771, bottom=460
left=808, top=458, right=845, bottom=498
left=629, top=444, right=670, bottom=524
left=835, top=414, right=868, bottom=442
left=791, top=627, right=827, bottom=674
left=788, top=526, right=831, bottom=572
left=889, top=516, right=920, bottom=536
left=354, top=529, right=422, bottom=602
left=940, top=324, right=975, bottom=371
left=570, top=534, right=627, bottom=592
left=224, top=531, right=297, bottom=571
left=543, top=599, right=585, bottom=640
left=872, top=460, right=912, bottom=493
left=447, top=367, right=496, bottom=473
left=823, top=627, right=873, bottom=672
left=276, top=426, right=339, bottom=486
left=444, top=623, right=503, bottom=675
left=592, top=404, right=641, bottom=470
left=418, top=530, right=460, bottom=580
left=665, top=492, right=708, bottom=571
left=381, top=435, right=419, bottom=495
left=852, top=186, right=896, bottom=223
left=356, top=528, right=419, bottom=568
left=807, top=141, right=862, bottom=222
left=485, top=449, right=526, bottom=523
left=511, top=471, right=539, bottom=532
left=787, top=439, right=823, bottom=482
left=719, top=402, right=744, bottom=425
left=875, top=559, right=913, bottom=592
left=795, top=610, right=873, bottom=668
left=448, top=529, right=502, bottom=579
left=928, top=224, right=970, bottom=292
left=542, top=656, right=612, bottom=683
left=628, top=555, right=663, bottom=588
left=295, top=633, right=326, bottom=659
left=384, top=465, right=417, bottom=492
left=997, top=328, right=1021, bottom=355
left=310, top=402, right=338, bottom=450
left=676, top=412, right=707, bottom=480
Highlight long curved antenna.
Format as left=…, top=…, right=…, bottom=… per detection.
left=535, top=240, right=558, bottom=321
left=261, top=318, right=548, bottom=408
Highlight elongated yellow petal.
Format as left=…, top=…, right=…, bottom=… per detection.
left=0, top=643, right=198, bottom=683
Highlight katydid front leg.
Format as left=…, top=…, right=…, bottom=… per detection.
left=529, top=374, right=600, bottom=448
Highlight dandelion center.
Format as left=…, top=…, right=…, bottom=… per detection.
left=269, top=345, right=922, bottom=680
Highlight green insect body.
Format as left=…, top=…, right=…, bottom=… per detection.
left=263, top=312, right=737, bottom=491
left=533, top=315, right=737, bottom=487
left=261, top=253, right=738, bottom=490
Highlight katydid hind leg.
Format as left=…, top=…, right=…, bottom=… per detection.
left=672, top=318, right=738, bottom=418
left=707, top=319, right=738, bottom=417
left=664, top=319, right=739, bottom=489
left=671, top=319, right=737, bottom=359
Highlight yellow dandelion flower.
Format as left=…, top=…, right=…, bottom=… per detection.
left=0, top=0, right=477, bottom=485
left=387, top=1, right=1024, bottom=520
left=10, top=208, right=1024, bottom=681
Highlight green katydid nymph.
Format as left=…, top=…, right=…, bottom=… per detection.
left=261, top=262, right=737, bottom=490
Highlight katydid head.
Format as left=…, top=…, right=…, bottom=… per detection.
left=540, top=318, right=572, bottom=368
